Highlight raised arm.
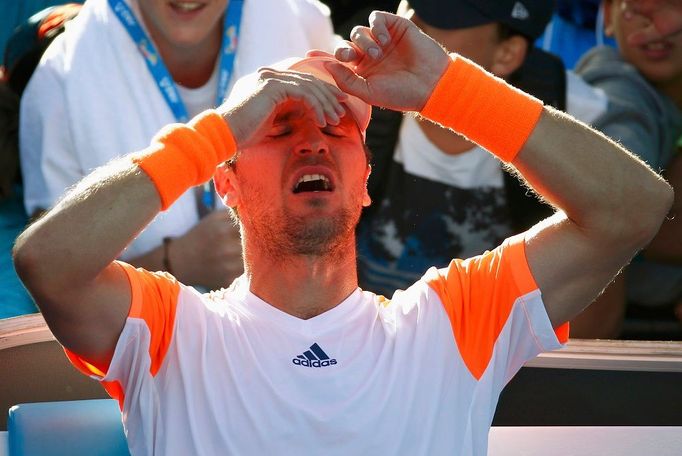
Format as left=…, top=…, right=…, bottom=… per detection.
left=12, top=71, right=348, bottom=370
left=325, top=11, right=674, bottom=327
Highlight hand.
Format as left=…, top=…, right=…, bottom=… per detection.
left=218, top=68, right=348, bottom=149
left=323, top=11, right=450, bottom=112
left=170, top=210, right=244, bottom=290
left=623, top=0, right=682, bottom=45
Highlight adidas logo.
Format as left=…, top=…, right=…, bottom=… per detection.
left=292, top=343, right=337, bottom=368
left=511, top=1, right=529, bottom=20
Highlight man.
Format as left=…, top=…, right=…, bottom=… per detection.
left=14, top=11, right=672, bottom=455
left=355, top=0, right=608, bottom=299
left=19, top=0, right=336, bottom=290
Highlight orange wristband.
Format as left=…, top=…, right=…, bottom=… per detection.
left=420, top=55, right=544, bottom=163
left=132, top=110, right=237, bottom=210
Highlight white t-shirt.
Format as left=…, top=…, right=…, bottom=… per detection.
left=67, top=235, right=567, bottom=455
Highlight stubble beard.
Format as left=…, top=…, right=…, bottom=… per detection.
left=243, top=198, right=361, bottom=262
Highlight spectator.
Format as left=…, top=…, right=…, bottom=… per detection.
left=19, top=0, right=336, bottom=291
left=573, top=0, right=682, bottom=337
left=624, top=0, right=682, bottom=46
left=0, top=0, right=83, bottom=64
left=12, top=12, right=672, bottom=453
left=0, top=3, right=81, bottom=319
left=356, top=0, right=608, bottom=297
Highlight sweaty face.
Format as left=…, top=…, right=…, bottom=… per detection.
left=137, top=0, right=227, bottom=51
left=228, top=101, right=371, bottom=258
left=605, top=0, right=682, bottom=87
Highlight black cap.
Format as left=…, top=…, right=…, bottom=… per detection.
left=409, top=0, right=555, bottom=40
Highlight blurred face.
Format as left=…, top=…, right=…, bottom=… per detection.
left=137, top=0, right=227, bottom=51
left=397, top=1, right=526, bottom=78
left=409, top=14, right=503, bottom=70
left=605, top=0, right=682, bottom=86
left=224, top=101, right=371, bottom=258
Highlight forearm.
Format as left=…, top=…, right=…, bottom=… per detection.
left=15, top=162, right=161, bottom=296
left=14, top=110, right=236, bottom=299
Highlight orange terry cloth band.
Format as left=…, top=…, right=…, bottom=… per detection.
left=420, top=55, right=544, bottom=163
left=132, top=110, right=237, bottom=210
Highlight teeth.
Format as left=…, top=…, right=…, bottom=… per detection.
left=296, top=174, right=330, bottom=185
left=645, top=42, right=666, bottom=51
left=172, top=2, right=202, bottom=11
left=293, top=174, right=332, bottom=192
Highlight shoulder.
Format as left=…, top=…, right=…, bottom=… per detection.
left=575, top=46, right=624, bottom=76
left=573, top=46, right=675, bottom=125
left=575, top=46, right=652, bottom=98
left=26, top=0, right=108, bottom=80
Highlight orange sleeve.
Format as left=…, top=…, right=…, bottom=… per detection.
left=65, top=261, right=181, bottom=379
left=427, top=235, right=568, bottom=380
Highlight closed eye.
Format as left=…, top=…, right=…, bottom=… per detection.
left=267, top=125, right=291, bottom=138
left=321, top=125, right=347, bottom=137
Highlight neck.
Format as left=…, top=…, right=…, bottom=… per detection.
left=416, top=117, right=476, bottom=155
left=243, top=238, right=360, bottom=320
left=143, top=16, right=223, bottom=88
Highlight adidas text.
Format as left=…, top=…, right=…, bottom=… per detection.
left=292, top=358, right=338, bottom=368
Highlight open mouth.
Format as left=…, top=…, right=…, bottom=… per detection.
left=293, top=174, right=333, bottom=194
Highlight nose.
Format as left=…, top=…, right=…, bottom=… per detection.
left=293, top=126, right=329, bottom=156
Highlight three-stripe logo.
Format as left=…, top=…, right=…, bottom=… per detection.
left=292, top=343, right=337, bottom=368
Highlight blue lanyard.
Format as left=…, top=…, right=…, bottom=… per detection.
left=109, top=0, right=244, bottom=123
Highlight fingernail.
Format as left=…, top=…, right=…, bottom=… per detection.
left=378, top=34, right=389, bottom=45
left=368, top=47, right=380, bottom=59
left=342, top=48, right=353, bottom=60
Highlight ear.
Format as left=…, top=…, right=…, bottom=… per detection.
left=489, top=35, right=528, bottom=78
left=362, top=164, right=372, bottom=207
left=214, top=161, right=241, bottom=208
left=603, top=1, right=615, bottom=37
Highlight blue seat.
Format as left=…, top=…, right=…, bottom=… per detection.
left=7, top=399, right=129, bottom=456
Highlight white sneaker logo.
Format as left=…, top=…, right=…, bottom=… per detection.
left=511, top=1, right=530, bottom=20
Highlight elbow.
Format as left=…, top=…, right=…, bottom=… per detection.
left=13, top=231, right=37, bottom=288
left=12, top=228, right=50, bottom=301
left=627, top=179, right=674, bottom=249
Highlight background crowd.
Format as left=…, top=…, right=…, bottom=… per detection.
left=1, top=0, right=681, bottom=341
